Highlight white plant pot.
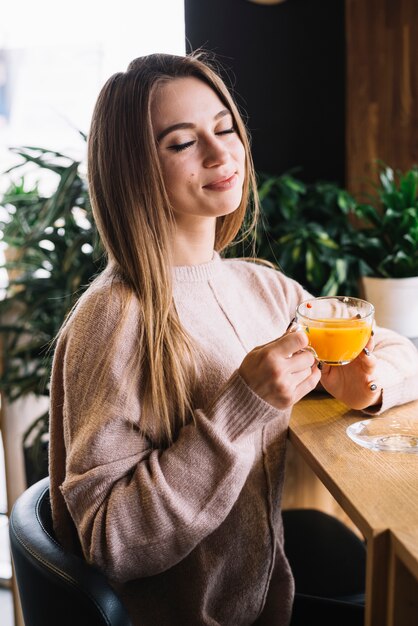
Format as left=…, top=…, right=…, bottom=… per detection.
left=361, top=275, right=418, bottom=338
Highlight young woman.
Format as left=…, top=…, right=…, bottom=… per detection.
left=49, top=52, right=418, bottom=625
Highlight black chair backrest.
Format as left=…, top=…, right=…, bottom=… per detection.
left=282, top=508, right=366, bottom=599
left=9, top=476, right=132, bottom=626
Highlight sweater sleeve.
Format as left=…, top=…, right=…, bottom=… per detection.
left=363, top=325, right=418, bottom=415
left=51, top=284, right=283, bottom=583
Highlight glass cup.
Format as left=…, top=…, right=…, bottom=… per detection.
left=295, top=296, right=375, bottom=366
left=295, top=297, right=418, bottom=454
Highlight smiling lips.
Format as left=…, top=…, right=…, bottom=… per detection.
left=203, top=173, right=238, bottom=191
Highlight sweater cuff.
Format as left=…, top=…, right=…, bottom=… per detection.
left=207, top=371, right=284, bottom=441
left=363, top=375, right=417, bottom=416
left=364, top=360, right=418, bottom=415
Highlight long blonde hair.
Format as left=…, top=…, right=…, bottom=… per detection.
left=87, top=52, right=259, bottom=444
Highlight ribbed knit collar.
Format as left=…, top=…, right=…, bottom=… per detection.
left=173, top=251, right=223, bottom=283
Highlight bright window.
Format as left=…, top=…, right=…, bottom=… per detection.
left=0, top=0, right=186, bottom=170
left=0, top=0, right=185, bottom=278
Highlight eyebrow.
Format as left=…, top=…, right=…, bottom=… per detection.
left=156, top=109, right=231, bottom=142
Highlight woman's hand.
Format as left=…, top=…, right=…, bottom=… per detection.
left=239, top=330, right=321, bottom=410
left=319, top=334, right=382, bottom=410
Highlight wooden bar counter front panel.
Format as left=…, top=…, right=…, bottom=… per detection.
left=388, top=528, right=418, bottom=626
left=287, top=393, right=418, bottom=626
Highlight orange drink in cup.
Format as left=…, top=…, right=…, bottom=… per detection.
left=295, top=296, right=375, bottom=365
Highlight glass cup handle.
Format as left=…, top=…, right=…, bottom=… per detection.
left=302, top=345, right=319, bottom=360
left=286, top=320, right=319, bottom=361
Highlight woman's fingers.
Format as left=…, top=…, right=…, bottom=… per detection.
left=359, top=340, right=378, bottom=375
left=239, top=331, right=321, bottom=410
left=294, top=366, right=322, bottom=400
left=319, top=330, right=382, bottom=410
left=359, top=351, right=381, bottom=400
left=269, top=326, right=310, bottom=356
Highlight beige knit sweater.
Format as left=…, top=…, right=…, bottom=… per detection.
left=49, top=254, right=418, bottom=625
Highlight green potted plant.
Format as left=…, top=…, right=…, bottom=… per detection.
left=231, top=170, right=365, bottom=297
left=0, top=144, right=103, bottom=485
left=352, top=162, right=418, bottom=338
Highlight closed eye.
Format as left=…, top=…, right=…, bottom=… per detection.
left=167, top=127, right=235, bottom=152
left=216, top=128, right=235, bottom=136
left=168, top=140, right=196, bottom=153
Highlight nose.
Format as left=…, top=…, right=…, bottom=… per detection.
left=202, top=136, right=229, bottom=168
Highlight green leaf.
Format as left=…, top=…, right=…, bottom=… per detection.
left=337, top=190, right=356, bottom=213
left=354, top=203, right=382, bottom=226
left=0, top=140, right=102, bottom=418
left=399, top=170, right=418, bottom=207
left=315, top=232, right=339, bottom=250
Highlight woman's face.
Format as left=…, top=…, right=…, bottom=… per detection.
left=151, top=76, right=246, bottom=225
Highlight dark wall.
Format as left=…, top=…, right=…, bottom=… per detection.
left=185, top=0, right=345, bottom=185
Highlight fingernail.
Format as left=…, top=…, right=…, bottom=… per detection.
left=286, top=317, right=296, bottom=332
left=317, top=362, right=323, bottom=370
left=363, top=347, right=370, bottom=356
left=369, top=383, right=377, bottom=391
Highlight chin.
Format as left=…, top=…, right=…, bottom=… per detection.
left=218, top=194, right=244, bottom=217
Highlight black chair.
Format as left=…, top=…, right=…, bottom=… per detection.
left=283, top=508, right=366, bottom=626
left=9, top=477, right=364, bottom=626
left=9, top=476, right=132, bottom=626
